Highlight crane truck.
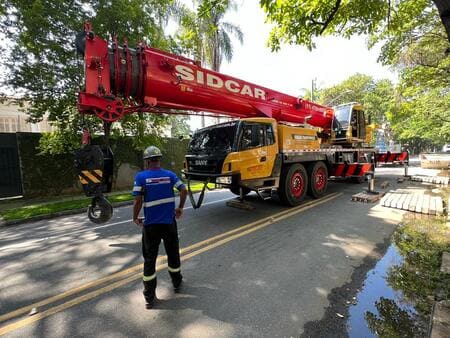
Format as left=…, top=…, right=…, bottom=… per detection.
left=74, top=24, right=376, bottom=223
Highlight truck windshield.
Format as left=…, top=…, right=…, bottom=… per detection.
left=188, top=122, right=238, bottom=154
left=333, top=105, right=352, bottom=128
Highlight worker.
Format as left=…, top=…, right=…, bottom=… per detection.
left=132, top=145, right=188, bottom=309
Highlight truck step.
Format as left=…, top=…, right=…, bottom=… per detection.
left=256, top=187, right=277, bottom=200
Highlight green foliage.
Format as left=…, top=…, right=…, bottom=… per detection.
left=0, top=0, right=179, bottom=153
left=316, top=74, right=395, bottom=124
left=389, top=216, right=450, bottom=315
left=17, top=133, right=76, bottom=197
left=364, top=212, right=449, bottom=337
left=365, top=298, right=422, bottom=338
left=260, top=0, right=448, bottom=52
left=387, top=20, right=450, bottom=146
left=175, top=0, right=243, bottom=70
left=170, top=115, right=192, bottom=138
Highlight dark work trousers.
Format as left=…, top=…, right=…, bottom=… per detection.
left=142, top=221, right=182, bottom=299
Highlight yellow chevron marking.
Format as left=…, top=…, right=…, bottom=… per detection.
left=82, top=171, right=101, bottom=184
left=78, top=176, right=88, bottom=185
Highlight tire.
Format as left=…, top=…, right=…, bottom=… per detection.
left=229, top=187, right=251, bottom=197
left=278, top=163, right=308, bottom=206
left=307, top=161, right=328, bottom=198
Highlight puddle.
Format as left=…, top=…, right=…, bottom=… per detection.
left=347, top=245, right=429, bottom=337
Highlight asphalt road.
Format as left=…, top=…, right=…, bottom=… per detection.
left=0, top=166, right=412, bottom=337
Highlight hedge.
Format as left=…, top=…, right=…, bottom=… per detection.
left=14, top=133, right=189, bottom=198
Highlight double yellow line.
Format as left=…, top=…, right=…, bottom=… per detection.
left=0, top=192, right=341, bottom=336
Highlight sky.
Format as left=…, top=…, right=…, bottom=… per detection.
left=185, top=0, right=397, bottom=130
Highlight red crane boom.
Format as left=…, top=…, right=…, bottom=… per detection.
left=77, top=23, right=334, bottom=130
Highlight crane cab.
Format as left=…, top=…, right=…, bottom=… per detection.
left=183, top=118, right=280, bottom=191
left=332, top=103, right=369, bottom=146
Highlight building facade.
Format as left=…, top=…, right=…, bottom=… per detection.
left=0, top=99, right=54, bottom=133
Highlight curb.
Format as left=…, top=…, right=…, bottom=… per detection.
left=0, top=200, right=134, bottom=227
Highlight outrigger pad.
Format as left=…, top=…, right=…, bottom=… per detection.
left=226, top=199, right=254, bottom=210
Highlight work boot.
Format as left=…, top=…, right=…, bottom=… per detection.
left=143, top=279, right=157, bottom=309
left=170, top=272, right=183, bottom=292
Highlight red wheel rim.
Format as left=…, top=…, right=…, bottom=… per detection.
left=291, top=172, right=305, bottom=197
left=314, top=167, right=326, bottom=191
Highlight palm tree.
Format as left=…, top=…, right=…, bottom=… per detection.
left=176, top=0, right=244, bottom=126
left=198, top=0, right=243, bottom=72
left=176, top=0, right=243, bottom=71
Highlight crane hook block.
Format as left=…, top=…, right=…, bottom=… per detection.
left=88, top=195, right=113, bottom=224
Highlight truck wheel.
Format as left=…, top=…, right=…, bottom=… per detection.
left=279, top=163, right=308, bottom=206
left=307, top=161, right=328, bottom=198
left=229, top=187, right=250, bottom=196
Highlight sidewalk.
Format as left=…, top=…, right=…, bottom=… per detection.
left=0, top=190, right=133, bottom=227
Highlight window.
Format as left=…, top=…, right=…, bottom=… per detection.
left=265, top=124, right=275, bottom=145
left=10, top=118, right=17, bottom=132
left=0, top=118, right=10, bottom=132
left=240, top=124, right=264, bottom=150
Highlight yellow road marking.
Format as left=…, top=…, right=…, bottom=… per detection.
left=0, top=193, right=341, bottom=335
left=81, top=171, right=101, bottom=183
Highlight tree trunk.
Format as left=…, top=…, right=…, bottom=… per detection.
left=433, top=0, right=450, bottom=45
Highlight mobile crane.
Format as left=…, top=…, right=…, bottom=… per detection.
left=75, top=23, right=376, bottom=223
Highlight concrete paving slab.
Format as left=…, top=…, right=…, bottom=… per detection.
left=429, top=197, right=437, bottom=216
left=409, top=194, right=419, bottom=212
left=403, top=193, right=413, bottom=210
left=436, top=198, right=444, bottom=216
left=441, top=252, right=450, bottom=274
left=416, top=194, right=423, bottom=213
left=430, top=300, right=450, bottom=338
left=423, top=195, right=430, bottom=215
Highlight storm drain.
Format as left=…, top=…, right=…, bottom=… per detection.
left=381, top=191, right=445, bottom=215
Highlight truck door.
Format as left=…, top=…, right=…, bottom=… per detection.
left=238, top=122, right=277, bottom=181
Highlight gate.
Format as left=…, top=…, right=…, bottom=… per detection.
left=0, top=133, right=23, bottom=198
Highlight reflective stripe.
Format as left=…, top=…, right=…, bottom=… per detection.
left=146, top=177, right=170, bottom=184
left=168, top=266, right=181, bottom=273
left=133, top=186, right=142, bottom=192
left=144, top=197, right=175, bottom=208
left=143, top=273, right=156, bottom=281
left=174, top=180, right=184, bottom=188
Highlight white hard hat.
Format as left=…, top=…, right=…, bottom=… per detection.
left=143, top=146, right=162, bottom=159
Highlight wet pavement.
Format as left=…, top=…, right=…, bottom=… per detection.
left=347, top=244, right=426, bottom=337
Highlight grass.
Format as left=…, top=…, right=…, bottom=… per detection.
left=0, top=182, right=216, bottom=222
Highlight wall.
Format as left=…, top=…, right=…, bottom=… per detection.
left=13, top=133, right=189, bottom=198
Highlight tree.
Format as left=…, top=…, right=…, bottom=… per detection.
left=175, top=0, right=243, bottom=127
left=176, top=0, right=243, bottom=71
left=365, top=297, right=422, bottom=338
left=259, top=0, right=450, bottom=148
left=260, top=0, right=450, bottom=53
left=386, top=18, right=450, bottom=147
left=0, top=0, right=178, bottom=152
left=316, top=74, right=395, bottom=124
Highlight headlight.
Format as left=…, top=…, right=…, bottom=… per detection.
left=216, top=176, right=232, bottom=184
